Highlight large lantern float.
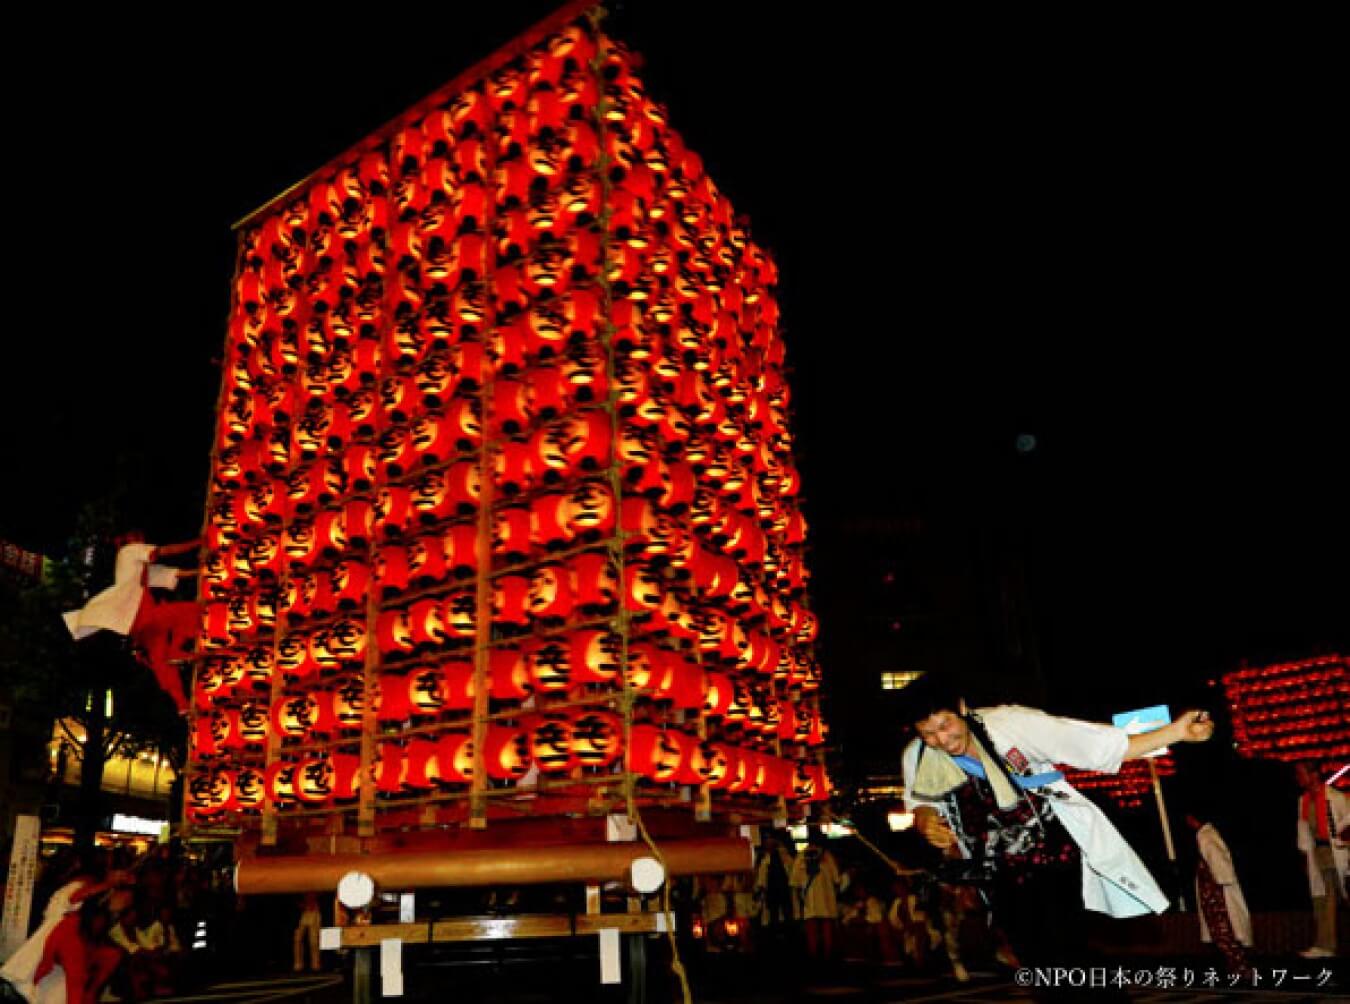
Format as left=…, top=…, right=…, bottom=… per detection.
left=191, top=9, right=833, bottom=960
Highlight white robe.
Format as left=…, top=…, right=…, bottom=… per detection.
left=903, top=704, right=1170, bottom=919
left=0, top=880, right=86, bottom=1004
left=1195, top=823, right=1252, bottom=946
left=1296, top=785, right=1350, bottom=899
left=63, top=543, right=179, bottom=639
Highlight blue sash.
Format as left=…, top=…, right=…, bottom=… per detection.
left=953, top=754, right=1062, bottom=790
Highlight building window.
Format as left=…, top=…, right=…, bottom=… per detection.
left=881, top=671, right=923, bottom=691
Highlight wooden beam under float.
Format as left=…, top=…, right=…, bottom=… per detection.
left=235, top=836, right=751, bottom=895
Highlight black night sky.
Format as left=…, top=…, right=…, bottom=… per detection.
left=3, top=5, right=1345, bottom=886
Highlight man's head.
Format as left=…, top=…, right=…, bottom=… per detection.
left=904, top=675, right=972, bottom=757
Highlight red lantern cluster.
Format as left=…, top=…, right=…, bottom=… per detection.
left=1061, top=756, right=1177, bottom=810
left=1221, top=655, right=1350, bottom=780
left=188, top=14, right=830, bottom=827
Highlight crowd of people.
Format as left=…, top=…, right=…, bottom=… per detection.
left=2, top=841, right=236, bottom=1004
left=693, top=825, right=1018, bottom=982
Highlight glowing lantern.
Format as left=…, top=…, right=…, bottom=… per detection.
left=560, top=629, right=617, bottom=685
left=527, top=563, right=573, bottom=621
left=530, top=492, right=573, bottom=549
left=496, top=440, right=535, bottom=496
left=440, top=660, right=474, bottom=710
left=526, top=638, right=571, bottom=693
left=484, top=726, right=531, bottom=780
left=528, top=713, right=575, bottom=773
left=265, top=762, right=299, bottom=807
left=445, top=523, right=481, bottom=577
left=273, top=695, right=318, bottom=739
left=296, top=758, right=335, bottom=804
left=283, top=519, right=317, bottom=569
left=238, top=701, right=269, bottom=745
left=377, top=609, right=415, bottom=655
left=277, top=633, right=317, bottom=680
left=444, top=590, right=478, bottom=638
left=375, top=545, right=411, bottom=594
left=436, top=733, right=474, bottom=784
left=445, top=461, right=481, bottom=514
left=493, top=575, right=531, bottom=627
left=490, top=646, right=532, bottom=700
left=403, top=738, right=441, bottom=789
left=793, top=763, right=829, bottom=803
left=209, top=708, right=240, bottom=751
left=407, top=667, right=447, bottom=714
left=346, top=444, right=378, bottom=494
left=411, top=469, right=455, bottom=524
left=330, top=674, right=364, bottom=728
left=566, top=481, right=615, bottom=538
left=332, top=560, right=372, bottom=608
left=328, top=618, right=367, bottom=664
left=628, top=725, right=689, bottom=783
left=571, top=710, right=623, bottom=768
left=243, top=646, right=274, bottom=690
left=309, top=572, right=338, bottom=618
left=243, top=531, right=283, bottom=579
left=653, top=654, right=707, bottom=710
left=235, top=767, right=266, bottom=811
left=624, top=562, right=664, bottom=614
left=492, top=506, right=533, bottom=562
left=345, top=499, right=374, bottom=545
left=569, top=552, right=618, bottom=612
left=409, top=598, right=448, bottom=646
left=202, top=602, right=232, bottom=647
left=621, top=641, right=657, bottom=691
left=703, top=673, right=734, bottom=718
left=187, top=773, right=220, bottom=819
left=226, top=594, right=254, bottom=636
left=375, top=743, right=405, bottom=794
left=408, top=534, right=449, bottom=585
left=375, top=486, right=413, bottom=537
left=217, top=656, right=246, bottom=697
left=373, top=671, right=413, bottom=723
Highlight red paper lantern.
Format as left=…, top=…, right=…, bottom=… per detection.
left=277, top=632, right=318, bottom=680
left=445, top=523, right=481, bottom=577
left=526, top=638, right=571, bottom=693
left=272, top=695, right=318, bottom=739
left=567, top=710, right=620, bottom=768
left=527, top=563, right=573, bottom=621
left=492, top=506, right=533, bottom=563
left=439, top=660, right=474, bottom=710
left=295, top=758, right=335, bottom=804
left=530, top=492, right=573, bottom=549
left=403, top=738, right=442, bottom=789
left=528, top=713, right=575, bottom=773
left=564, top=629, right=620, bottom=685
left=493, top=575, right=531, bottom=627
left=377, top=609, right=415, bottom=655
left=406, top=667, right=447, bottom=714
left=484, top=726, right=531, bottom=780
left=375, top=743, right=405, bottom=793
left=235, top=767, right=266, bottom=810
left=569, top=552, right=618, bottom=611
left=443, top=590, right=478, bottom=637
left=376, top=672, right=414, bottom=723
left=436, top=733, right=474, bottom=784
left=238, top=701, right=269, bottom=744
left=490, top=646, right=532, bottom=699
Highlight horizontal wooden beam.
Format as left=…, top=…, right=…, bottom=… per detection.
left=336, top=911, right=672, bottom=946
left=236, top=836, right=751, bottom=894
